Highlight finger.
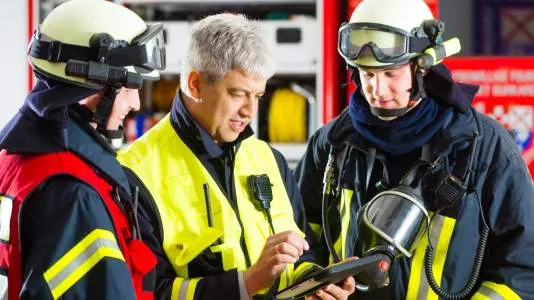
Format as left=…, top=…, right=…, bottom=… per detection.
left=276, top=242, right=301, bottom=259
left=344, top=256, right=359, bottom=262
left=341, top=276, right=356, bottom=294
left=270, top=253, right=298, bottom=267
left=305, top=294, right=321, bottom=300
left=264, top=231, right=293, bottom=247
left=315, top=287, right=336, bottom=300
left=273, top=231, right=309, bottom=254
left=322, top=284, right=348, bottom=300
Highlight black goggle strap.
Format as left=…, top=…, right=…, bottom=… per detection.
left=29, top=37, right=150, bottom=68
left=408, top=36, right=432, bottom=54
left=28, top=29, right=156, bottom=69
left=28, top=34, right=93, bottom=63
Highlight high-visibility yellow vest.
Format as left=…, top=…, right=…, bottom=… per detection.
left=118, top=115, right=308, bottom=294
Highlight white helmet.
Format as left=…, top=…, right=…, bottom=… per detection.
left=338, top=0, right=438, bottom=69
left=28, top=0, right=165, bottom=89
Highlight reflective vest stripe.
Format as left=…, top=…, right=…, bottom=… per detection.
left=292, top=262, right=317, bottom=284
left=331, top=189, right=354, bottom=263
left=43, top=229, right=124, bottom=299
left=280, top=264, right=293, bottom=288
left=406, top=214, right=442, bottom=300
left=0, top=195, right=13, bottom=242
left=171, top=278, right=201, bottom=300
left=309, top=223, right=322, bottom=240
left=406, top=214, right=456, bottom=300
left=472, top=281, right=521, bottom=300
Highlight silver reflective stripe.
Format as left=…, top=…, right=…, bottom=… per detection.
left=416, top=215, right=445, bottom=300
left=46, top=238, right=121, bottom=292
left=0, top=273, right=7, bottom=300
left=0, top=196, right=13, bottom=242
left=179, top=280, right=191, bottom=300
left=479, top=286, right=506, bottom=300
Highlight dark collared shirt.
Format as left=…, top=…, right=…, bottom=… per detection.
left=169, top=91, right=254, bottom=198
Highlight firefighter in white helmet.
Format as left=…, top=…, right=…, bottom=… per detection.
left=296, top=0, right=534, bottom=299
left=0, top=0, right=165, bottom=298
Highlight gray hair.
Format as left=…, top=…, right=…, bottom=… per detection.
left=180, top=13, right=276, bottom=96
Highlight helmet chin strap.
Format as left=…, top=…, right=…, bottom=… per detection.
left=370, top=106, right=411, bottom=118
left=98, top=126, right=125, bottom=140
left=370, top=97, right=422, bottom=118
left=91, top=87, right=125, bottom=140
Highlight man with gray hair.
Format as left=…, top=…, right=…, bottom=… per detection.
left=119, top=13, right=355, bottom=299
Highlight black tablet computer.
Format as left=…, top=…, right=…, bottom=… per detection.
left=275, top=254, right=383, bottom=299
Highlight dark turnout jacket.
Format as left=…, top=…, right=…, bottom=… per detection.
left=295, top=69, right=534, bottom=299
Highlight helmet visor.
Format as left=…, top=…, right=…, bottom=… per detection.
left=338, top=23, right=410, bottom=63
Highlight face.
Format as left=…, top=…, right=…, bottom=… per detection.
left=186, top=69, right=266, bottom=144
left=105, top=88, right=140, bottom=130
left=358, top=63, right=414, bottom=113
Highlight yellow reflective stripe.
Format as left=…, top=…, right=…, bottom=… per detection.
left=426, top=216, right=455, bottom=300
left=279, top=264, right=294, bottom=288
left=339, top=189, right=353, bottom=260
left=171, top=277, right=202, bottom=300
left=293, top=262, right=319, bottom=283
left=406, top=216, right=431, bottom=300
left=171, top=278, right=183, bottom=299
left=331, top=188, right=353, bottom=263
left=472, top=281, right=521, bottom=300
left=406, top=214, right=456, bottom=300
left=309, top=222, right=322, bottom=239
left=471, top=293, right=491, bottom=300
left=43, top=229, right=124, bottom=299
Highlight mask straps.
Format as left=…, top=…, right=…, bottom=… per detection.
left=365, top=147, right=376, bottom=194
left=421, top=143, right=432, bottom=162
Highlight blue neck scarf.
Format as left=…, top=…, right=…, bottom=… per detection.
left=348, top=91, right=453, bottom=155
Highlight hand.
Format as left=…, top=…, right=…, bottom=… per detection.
left=305, top=276, right=356, bottom=300
left=244, top=230, right=310, bottom=296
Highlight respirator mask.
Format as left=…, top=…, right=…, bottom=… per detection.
left=321, top=134, right=489, bottom=299
left=355, top=160, right=433, bottom=289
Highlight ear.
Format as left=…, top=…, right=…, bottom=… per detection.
left=78, top=91, right=105, bottom=111
left=187, top=70, right=202, bottom=100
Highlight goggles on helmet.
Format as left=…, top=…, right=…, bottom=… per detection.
left=28, top=23, right=166, bottom=72
left=338, top=22, right=430, bottom=65
left=107, top=23, right=166, bottom=71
